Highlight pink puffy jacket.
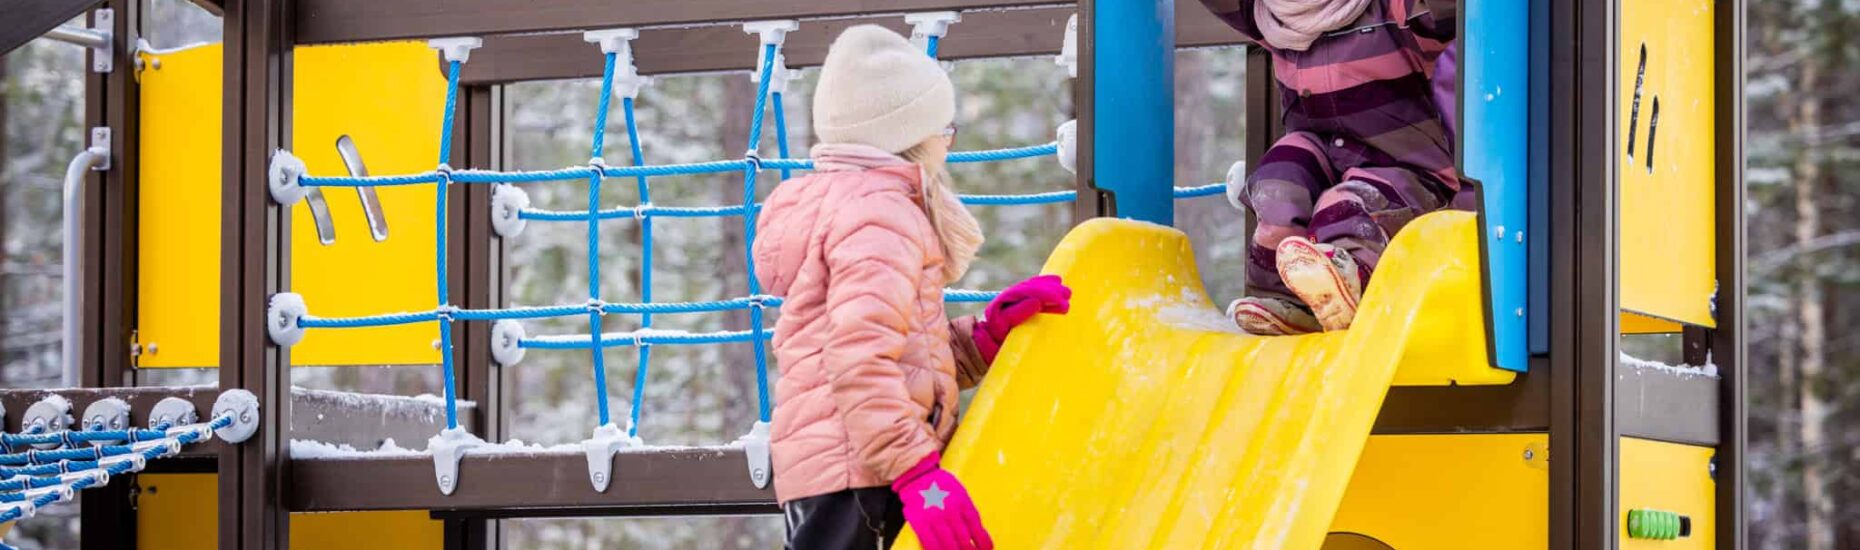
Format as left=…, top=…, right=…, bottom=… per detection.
left=753, top=164, right=989, bottom=504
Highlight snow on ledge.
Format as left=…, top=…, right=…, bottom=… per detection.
left=1618, top=352, right=1719, bottom=378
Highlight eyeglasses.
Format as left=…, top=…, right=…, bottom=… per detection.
left=939, top=124, right=958, bottom=143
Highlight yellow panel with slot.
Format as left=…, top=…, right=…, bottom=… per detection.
left=1328, top=434, right=1550, bottom=549
left=1620, top=437, right=1716, bottom=549
left=136, top=473, right=443, bottom=549
left=1618, top=0, right=1717, bottom=328
left=135, top=41, right=446, bottom=367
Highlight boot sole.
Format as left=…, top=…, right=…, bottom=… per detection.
left=1277, top=240, right=1358, bottom=332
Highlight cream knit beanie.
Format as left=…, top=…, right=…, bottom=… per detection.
left=813, top=25, right=955, bottom=154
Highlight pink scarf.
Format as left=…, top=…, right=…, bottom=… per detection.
left=809, top=143, right=984, bottom=282
left=1254, top=0, right=1372, bottom=51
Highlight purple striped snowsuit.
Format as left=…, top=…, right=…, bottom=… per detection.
left=1203, top=0, right=1468, bottom=301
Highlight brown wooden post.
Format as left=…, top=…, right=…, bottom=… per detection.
left=220, top=0, right=293, bottom=546
left=1713, top=0, right=1747, bottom=546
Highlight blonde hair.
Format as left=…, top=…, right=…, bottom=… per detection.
left=899, top=143, right=984, bottom=283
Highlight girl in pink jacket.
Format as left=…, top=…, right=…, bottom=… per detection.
left=751, top=25, right=1069, bottom=550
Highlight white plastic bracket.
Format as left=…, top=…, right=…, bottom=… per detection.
left=211, top=390, right=260, bottom=444
left=91, top=9, right=114, bottom=73
left=582, top=423, right=635, bottom=492
left=489, top=319, right=527, bottom=366
left=81, top=397, right=131, bottom=437
left=23, top=397, right=73, bottom=450
left=0, top=501, right=37, bottom=521
left=1056, top=14, right=1080, bottom=78
left=429, top=427, right=480, bottom=495
left=751, top=52, right=802, bottom=97
left=740, top=421, right=771, bottom=489
left=583, top=29, right=654, bottom=99
left=742, top=20, right=799, bottom=47
left=266, top=293, right=307, bottom=346
left=906, top=11, right=962, bottom=50
left=428, top=37, right=484, bottom=64
left=89, top=127, right=112, bottom=171
left=489, top=184, right=530, bottom=238
left=267, top=150, right=308, bottom=206
left=1225, top=160, right=1249, bottom=211
left=148, top=397, right=198, bottom=430
left=1055, top=119, right=1078, bottom=175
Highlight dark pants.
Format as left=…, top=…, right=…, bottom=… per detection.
left=784, top=488, right=905, bottom=550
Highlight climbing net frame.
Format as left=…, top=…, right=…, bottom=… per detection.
left=260, top=16, right=1227, bottom=496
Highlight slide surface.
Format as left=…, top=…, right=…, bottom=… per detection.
left=899, top=210, right=1508, bottom=549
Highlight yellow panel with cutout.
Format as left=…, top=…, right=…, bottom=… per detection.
left=136, top=473, right=443, bottom=549
left=136, top=43, right=224, bottom=368
left=1328, top=434, right=1549, bottom=549
left=1620, top=437, right=1716, bottom=549
left=288, top=42, right=447, bottom=366
left=1618, top=0, right=1716, bottom=328
left=135, top=41, right=445, bottom=367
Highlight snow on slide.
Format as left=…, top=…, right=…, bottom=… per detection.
left=897, top=210, right=1510, bottom=549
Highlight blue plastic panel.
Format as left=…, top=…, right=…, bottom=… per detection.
left=1091, top=0, right=1175, bottom=225
left=1462, top=0, right=1532, bottom=372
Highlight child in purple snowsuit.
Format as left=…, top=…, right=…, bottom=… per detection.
left=1202, top=0, right=1469, bottom=335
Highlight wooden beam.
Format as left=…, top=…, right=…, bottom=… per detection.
left=0, top=0, right=101, bottom=57
left=456, top=6, right=1245, bottom=84
left=290, top=449, right=776, bottom=515
left=293, top=0, right=1063, bottom=45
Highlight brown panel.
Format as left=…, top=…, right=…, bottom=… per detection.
left=294, top=0, right=1063, bottom=45
left=289, top=449, right=776, bottom=514
left=1374, top=365, right=1552, bottom=434
left=289, top=388, right=474, bottom=451
left=1072, top=0, right=1100, bottom=220
left=0, top=387, right=228, bottom=458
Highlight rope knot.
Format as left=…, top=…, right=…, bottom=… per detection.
left=743, top=151, right=763, bottom=171
left=585, top=299, right=606, bottom=315
left=632, top=203, right=652, bottom=220
left=435, top=304, right=458, bottom=322
left=588, top=157, right=610, bottom=181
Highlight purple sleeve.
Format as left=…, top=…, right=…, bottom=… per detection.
left=1431, top=42, right=1458, bottom=140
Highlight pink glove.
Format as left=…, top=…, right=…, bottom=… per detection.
left=894, top=451, right=993, bottom=550
left=972, top=275, right=1071, bottom=362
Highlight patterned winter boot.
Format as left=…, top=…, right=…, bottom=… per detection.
left=1274, top=237, right=1365, bottom=332
left=1227, top=296, right=1322, bottom=336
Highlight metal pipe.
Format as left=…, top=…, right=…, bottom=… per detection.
left=62, top=146, right=107, bottom=387
left=43, top=26, right=109, bottom=50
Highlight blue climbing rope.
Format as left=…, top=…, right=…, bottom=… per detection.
left=587, top=52, right=619, bottom=427
left=623, top=95, right=654, bottom=437
left=745, top=43, right=778, bottom=423
left=926, top=35, right=941, bottom=58
left=772, top=92, right=794, bottom=181
left=437, top=59, right=463, bottom=431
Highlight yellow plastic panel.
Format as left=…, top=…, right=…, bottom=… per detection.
left=137, top=473, right=443, bottom=549
left=135, top=42, right=444, bottom=367
left=1329, top=434, right=1549, bottom=549
left=290, top=42, right=446, bottom=366
left=1619, top=0, right=1716, bottom=328
left=1620, top=437, right=1716, bottom=549
left=896, top=211, right=1510, bottom=550
left=137, top=44, right=224, bottom=367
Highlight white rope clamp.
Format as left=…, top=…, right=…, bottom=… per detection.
left=211, top=390, right=261, bottom=444
left=489, top=184, right=530, bottom=238
left=906, top=11, right=962, bottom=50
left=266, top=293, right=308, bottom=347
left=1056, top=119, right=1078, bottom=175
left=267, top=150, right=309, bottom=206
left=490, top=320, right=527, bottom=367
left=751, top=51, right=802, bottom=98
left=743, top=20, right=799, bottom=88
left=1056, top=14, right=1080, bottom=78
left=428, top=37, right=483, bottom=64
left=583, top=29, right=654, bottom=100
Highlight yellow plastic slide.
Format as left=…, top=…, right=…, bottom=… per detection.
left=898, top=210, right=1511, bottom=549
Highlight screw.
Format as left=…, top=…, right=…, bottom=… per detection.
left=440, top=475, right=451, bottom=487
left=1516, top=307, right=1525, bottom=317
left=151, top=58, right=162, bottom=70
left=240, top=411, right=252, bottom=423
left=1516, top=231, right=1525, bottom=243
left=1494, top=226, right=1506, bottom=239
left=594, top=472, right=605, bottom=483
left=147, top=343, right=159, bottom=354
left=1524, top=449, right=1535, bottom=460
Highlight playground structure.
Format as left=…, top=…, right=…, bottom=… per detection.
left=0, top=0, right=1745, bottom=548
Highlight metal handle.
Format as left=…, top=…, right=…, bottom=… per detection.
left=336, top=135, right=389, bottom=241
